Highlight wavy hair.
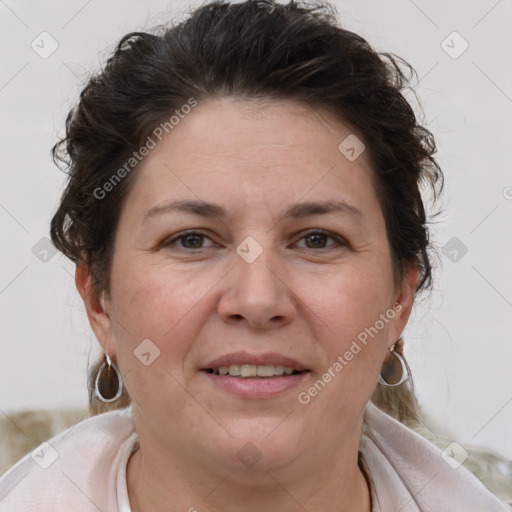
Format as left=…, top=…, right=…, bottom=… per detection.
left=50, top=0, right=443, bottom=426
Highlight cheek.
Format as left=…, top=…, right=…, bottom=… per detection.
left=108, top=262, right=210, bottom=412
left=308, top=263, right=394, bottom=338
left=112, top=259, right=196, bottom=335
left=301, top=263, right=394, bottom=393
left=294, top=278, right=392, bottom=428
left=109, top=258, right=220, bottom=375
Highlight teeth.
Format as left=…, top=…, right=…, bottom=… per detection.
left=212, top=364, right=299, bottom=378
left=273, top=366, right=284, bottom=376
left=257, top=365, right=275, bottom=377
left=229, top=364, right=241, bottom=376
left=240, top=365, right=257, bottom=377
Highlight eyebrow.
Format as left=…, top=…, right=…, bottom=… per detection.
left=143, top=199, right=363, bottom=223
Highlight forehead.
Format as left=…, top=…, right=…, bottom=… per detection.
left=121, top=97, right=380, bottom=222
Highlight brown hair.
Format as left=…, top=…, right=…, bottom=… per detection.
left=50, top=0, right=443, bottom=420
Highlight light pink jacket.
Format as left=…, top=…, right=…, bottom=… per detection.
left=0, top=401, right=510, bottom=511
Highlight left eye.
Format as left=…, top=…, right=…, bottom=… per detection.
left=294, top=230, right=342, bottom=250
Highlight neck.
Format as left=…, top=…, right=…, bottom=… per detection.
left=126, top=413, right=371, bottom=512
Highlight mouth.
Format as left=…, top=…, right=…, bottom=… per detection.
left=200, top=352, right=311, bottom=397
left=202, top=364, right=308, bottom=378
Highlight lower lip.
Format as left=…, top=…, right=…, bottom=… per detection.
left=200, top=370, right=310, bottom=398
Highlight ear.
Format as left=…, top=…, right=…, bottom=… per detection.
left=75, top=262, right=115, bottom=357
left=387, top=261, right=419, bottom=348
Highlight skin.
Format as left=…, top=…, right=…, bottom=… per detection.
left=76, top=97, right=418, bottom=512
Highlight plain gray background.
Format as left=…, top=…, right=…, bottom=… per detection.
left=1, top=0, right=511, bottom=460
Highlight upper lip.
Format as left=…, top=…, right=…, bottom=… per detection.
left=202, top=351, right=309, bottom=372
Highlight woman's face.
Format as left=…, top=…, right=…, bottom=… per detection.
left=81, top=97, right=417, bottom=475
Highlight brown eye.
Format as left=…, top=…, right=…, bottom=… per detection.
left=295, top=230, right=345, bottom=250
left=304, top=232, right=329, bottom=249
left=161, top=231, right=216, bottom=250
left=179, top=233, right=205, bottom=248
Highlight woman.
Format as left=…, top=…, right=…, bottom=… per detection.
left=0, top=0, right=510, bottom=510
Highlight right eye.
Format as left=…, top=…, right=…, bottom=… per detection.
left=161, top=231, right=218, bottom=250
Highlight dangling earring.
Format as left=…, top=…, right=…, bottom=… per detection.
left=94, top=353, right=123, bottom=402
left=379, top=339, right=409, bottom=387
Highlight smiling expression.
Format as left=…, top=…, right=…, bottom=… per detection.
left=86, top=96, right=416, bottom=475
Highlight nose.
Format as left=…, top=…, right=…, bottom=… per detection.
left=217, top=246, right=298, bottom=330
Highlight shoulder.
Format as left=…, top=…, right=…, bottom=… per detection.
left=0, top=405, right=136, bottom=512
left=360, top=400, right=512, bottom=512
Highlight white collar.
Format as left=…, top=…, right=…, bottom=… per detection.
left=114, top=401, right=510, bottom=512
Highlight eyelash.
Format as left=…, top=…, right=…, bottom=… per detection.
left=161, top=229, right=346, bottom=251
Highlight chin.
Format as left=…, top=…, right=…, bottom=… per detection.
left=212, top=419, right=303, bottom=472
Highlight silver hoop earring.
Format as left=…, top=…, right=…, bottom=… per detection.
left=94, top=353, right=123, bottom=402
left=379, top=347, right=409, bottom=387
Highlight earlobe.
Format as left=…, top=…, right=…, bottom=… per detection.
left=99, top=294, right=108, bottom=315
left=400, top=262, right=419, bottom=305
left=75, top=263, right=103, bottom=314
left=75, top=263, right=113, bottom=354
left=390, top=261, right=420, bottom=344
